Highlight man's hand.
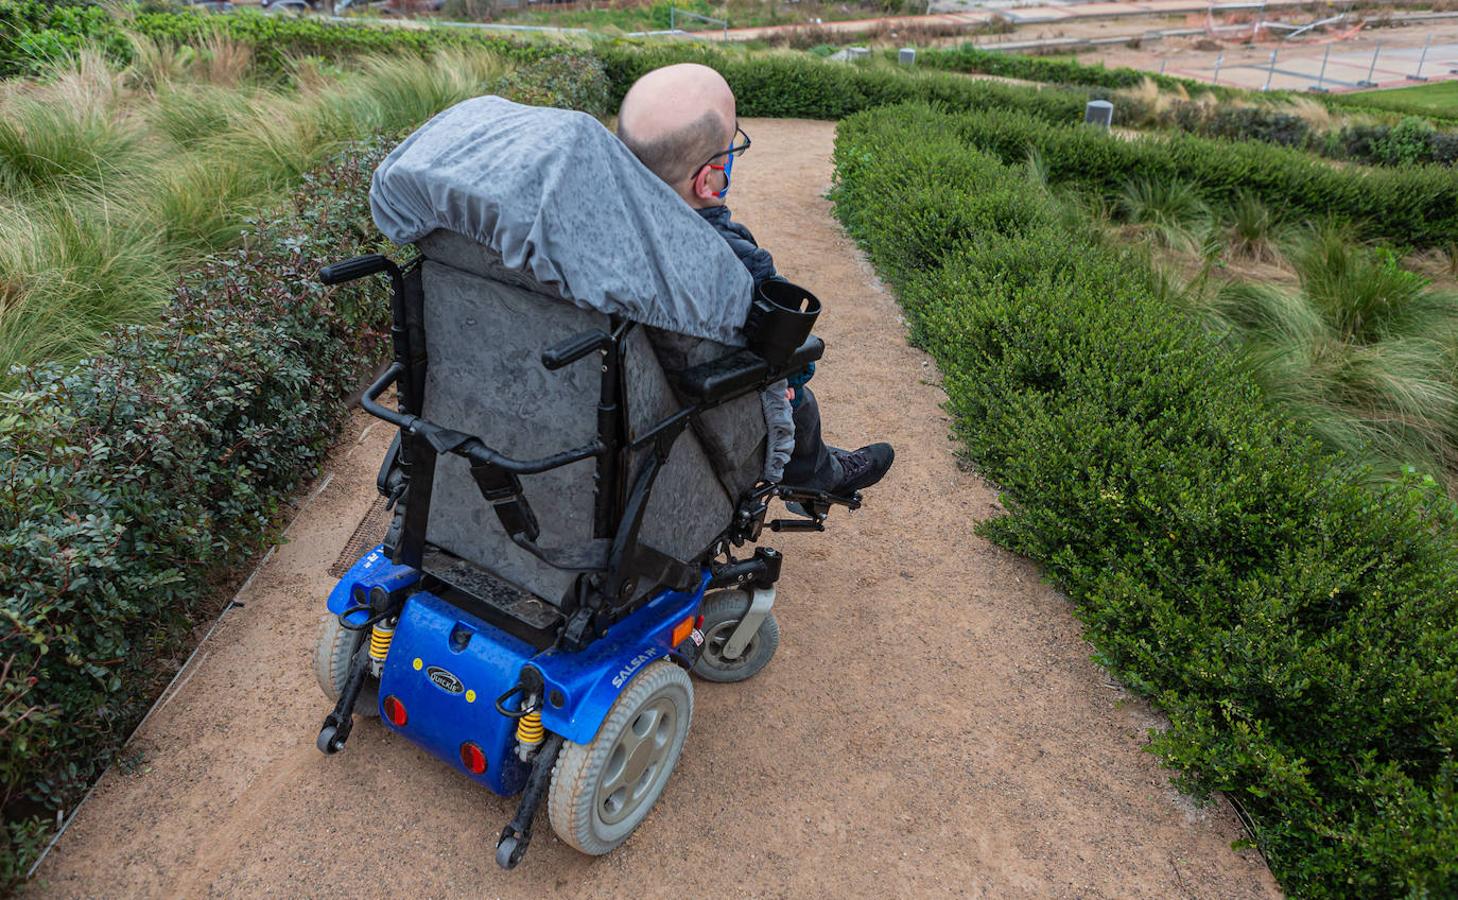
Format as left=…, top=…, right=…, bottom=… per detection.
left=785, top=387, right=794, bottom=403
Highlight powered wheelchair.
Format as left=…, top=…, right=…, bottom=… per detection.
left=309, top=97, right=858, bottom=868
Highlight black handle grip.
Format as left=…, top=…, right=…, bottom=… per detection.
left=542, top=330, right=610, bottom=371
left=319, top=254, right=392, bottom=286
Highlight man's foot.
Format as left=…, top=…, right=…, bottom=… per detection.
left=827, top=443, right=894, bottom=496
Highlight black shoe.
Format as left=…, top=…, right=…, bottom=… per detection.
left=826, top=443, right=894, bottom=496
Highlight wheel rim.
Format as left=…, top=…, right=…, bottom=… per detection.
left=700, top=619, right=757, bottom=672
left=595, top=696, right=678, bottom=826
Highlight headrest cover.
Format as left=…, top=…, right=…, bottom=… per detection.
left=370, top=96, right=754, bottom=345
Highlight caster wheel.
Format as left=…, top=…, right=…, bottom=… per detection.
left=495, top=836, right=519, bottom=869
left=690, top=590, right=779, bottom=683
left=313, top=613, right=378, bottom=717
left=317, top=725, right=340, bottom=755
left=548, top=661, right=693, bottom=855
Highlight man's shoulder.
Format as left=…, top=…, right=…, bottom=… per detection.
left=696, top=204, right=758, bottom=247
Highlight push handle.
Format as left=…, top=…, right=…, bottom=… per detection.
left=319, top=254, right=393, bottom=286
left=541, top=329, right=611, bottom=371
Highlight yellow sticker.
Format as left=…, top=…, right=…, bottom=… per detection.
left=465, top=689, right=477, bottom=703
left=412, top=657, right=423, bottom=671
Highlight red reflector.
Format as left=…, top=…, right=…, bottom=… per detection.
left=695, top=614, right=704, bottom=629
left=382, top=695, right=407, bottom=727
left=460, top=741, right=488, bottom=775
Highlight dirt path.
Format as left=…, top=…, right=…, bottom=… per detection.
left=33, top=119, right=1279, bottom=899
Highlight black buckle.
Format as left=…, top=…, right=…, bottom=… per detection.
left=469, top=461, right=541, bottom=541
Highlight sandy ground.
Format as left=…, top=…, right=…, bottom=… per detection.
left=31, top=119, right=1280, bottom=899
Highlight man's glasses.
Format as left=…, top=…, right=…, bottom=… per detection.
left=699, top=124, right=751, bottom=175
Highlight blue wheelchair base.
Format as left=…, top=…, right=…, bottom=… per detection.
left=327, top=547, right=708, bottom=798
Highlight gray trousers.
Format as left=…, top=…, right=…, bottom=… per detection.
left=782, top=386, right=840, bottom=489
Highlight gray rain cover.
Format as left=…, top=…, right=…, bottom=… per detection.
left=369, top=95, right=754, bottom=345
left=369, top=95, right=794, bottom=478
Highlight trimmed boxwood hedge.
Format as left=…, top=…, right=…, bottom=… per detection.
left=939, top=104, right=1458, bottom=248
left=831, top=101, right=1458, bottom=898
left=912, top=42, right=1205, bottom=93
left=0, top=143, right=393, bottom=883
left=595, top=42, right=1101, bottom=121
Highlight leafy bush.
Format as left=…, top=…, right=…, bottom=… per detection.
left=943, top=105, right=1458, bottom=248
left=832, top=101, right=1458, bottom=897
left=595, top=42, right=1097, bottom=122
left=0, top=142, right=393, bottom=886
left=913, top=42, right=1202, bottom=92
left=126, top=6, right=550, bottom=75
left=498, top=52, right=612, bottom=118
left=0, top=0, right=132, bottom=77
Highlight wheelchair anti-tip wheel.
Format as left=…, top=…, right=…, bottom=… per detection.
left=690, top=589, right=780, bottom=683
left=548, top=660, right=693, bottom=855
left=312, top=613, right=378, bottom=717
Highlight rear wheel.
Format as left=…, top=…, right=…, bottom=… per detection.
left=312, top=613, right=378, bottom=717
left=548, top=661, right=693, bottom=855
left=691, top=589, right=780, bottom=683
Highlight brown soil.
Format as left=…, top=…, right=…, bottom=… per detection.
left=32, top=119, right=1280, bottom=899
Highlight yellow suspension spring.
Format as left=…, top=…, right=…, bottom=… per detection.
left=369, top=620, right=395, bottom=662
left=516, top=710, right=544, bottom=746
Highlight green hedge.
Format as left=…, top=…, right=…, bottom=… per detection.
left=596, top=42, right=1100, bottom=121
left=0, top=2, right=555, bottom=78
left=912, top=42, right=1204, bottom=93
left=832, top=101, right=1458, bottom=898
left=940, top=105, right=1458, bottom=248
left=0, top=144, right=392, bottom=884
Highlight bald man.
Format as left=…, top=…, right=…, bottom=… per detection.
left=617, top=64, right=894, bottom=498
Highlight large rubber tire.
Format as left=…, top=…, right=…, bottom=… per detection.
left=548, top=661, right=693, bottom=855
left=312, top=613, right=378, bottom=718
left=690, top=589, right=780, bottom=684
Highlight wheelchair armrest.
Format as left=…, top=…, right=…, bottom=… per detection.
left=673, top=336, right=825, bottom=404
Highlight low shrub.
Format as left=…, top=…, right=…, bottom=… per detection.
left=942, top=105, right=1458, bottom=248
left=498, top=51, right=612, bottom=118
left=0, top=0, right=132, bottom=77
left=596, top=42, right=1098, bottom=122
left=0, top=142, right=393, bottom=886
left=913, top=42, right=1203, bottom=93
left=0, top=3, right=556, bottom=79
left=832, top=101, right=1458, bottom=897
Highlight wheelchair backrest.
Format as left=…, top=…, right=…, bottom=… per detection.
left=415, top=230, right=765, bottom=606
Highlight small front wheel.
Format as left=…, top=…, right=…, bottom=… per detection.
left=548, top=661, right=693, bottom=855
left=691, top=589, right=780, bottom=683
left=495, top=836, right=519, bottom=869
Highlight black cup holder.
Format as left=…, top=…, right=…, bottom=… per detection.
left=743, top=280, right=820, bottom=369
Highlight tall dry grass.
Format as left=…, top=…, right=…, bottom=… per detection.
left=0, top=44, right=514, bottom=375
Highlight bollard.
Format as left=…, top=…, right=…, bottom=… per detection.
left=1309, top=43, right=1331, bottom=93
left=1212, top=53, right=1224, bottom=85
left=1159, top=58, right=1168, bottom=75
left=1262, top=49, right=1278, bottom=91
left=1359, top=43, right=1381, bottom=88
left=899, top=47, right=916, bottom=66
left=1084, top=100, right=1114, bottom=128
left=1408, top=34, right=1431, bottom=82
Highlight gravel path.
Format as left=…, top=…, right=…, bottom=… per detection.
left=32, top=119, right=1279, bottom=899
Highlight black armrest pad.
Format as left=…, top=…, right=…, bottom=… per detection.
left=673, top=336, right=825, bottom=404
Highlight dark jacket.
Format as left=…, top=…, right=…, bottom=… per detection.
left=696, top=204, right=783, bottom=287
left=697, top=205, right=815, bottom=400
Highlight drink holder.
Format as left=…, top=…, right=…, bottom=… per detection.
left=742, top=280, right=821, bottom=369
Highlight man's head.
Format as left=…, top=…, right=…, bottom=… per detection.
left=617, top=63, right=740, bottom=208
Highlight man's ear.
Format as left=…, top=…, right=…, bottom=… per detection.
left=688, top=164, right=718, bottom=203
